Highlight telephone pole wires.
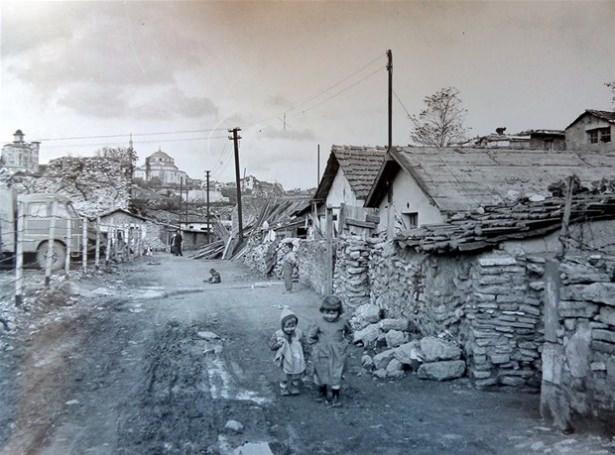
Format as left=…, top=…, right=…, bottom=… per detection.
left=229, top=128, right=243, bottom=240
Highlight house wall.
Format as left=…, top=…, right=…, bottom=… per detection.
left=565, top=115, right=615, bottom=152
left=529, top=136, right=566, bottom=151
left=377, top=170, right=444, bottom=234
left=99, top=212, right=168, bottom=251
left=320, top=168, right=362, bottom=233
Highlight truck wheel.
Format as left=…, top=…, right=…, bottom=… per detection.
left=36, top=241, right=66, bottom=271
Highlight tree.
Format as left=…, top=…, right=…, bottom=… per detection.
left=606, top=81, right=615, bottom=107
left=410, top=87, right=470, bottom=147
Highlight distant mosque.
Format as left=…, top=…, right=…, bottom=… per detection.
left=134, top=148, right=189, bottom=186
left=1, top=129, right=40, bottom=173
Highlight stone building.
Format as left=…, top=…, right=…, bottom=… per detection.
left=309, top=145, right=386, bottom=233
left=365, top=146, right=615, bottom=237
left=472, top=129, right=565, bottom=150
left=1, top=129, right=40, bottom=173
left=143, top=149, right=189, bottom=186
left=565, top=109, right=615, bottom=152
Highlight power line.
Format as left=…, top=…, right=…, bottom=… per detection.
left=299, top=66, right=383, bottom=115
left=393, top=89, right=412, bottom=118
left=40, top=128, right=229, bottom=142
left=43, top=135, right=230, bottom=148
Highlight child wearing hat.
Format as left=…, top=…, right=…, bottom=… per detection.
left=307, top=295, right=352, bottom=407
left=269, top=307, right=306, bottom=396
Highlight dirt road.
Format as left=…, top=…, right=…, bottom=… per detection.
left=0, top=255, right=613, bottom=454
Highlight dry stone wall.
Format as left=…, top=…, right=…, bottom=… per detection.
left=333, top=237, right=371, bottom=308
left=551, top=255, right=615, bottom=424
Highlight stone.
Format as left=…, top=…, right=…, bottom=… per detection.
left=224, top=419, right=244, bottom=433
left=354, top=304, right=381, bottom=324
left=592, top=340, right=615, bottom=354
left=386, top=359, right=404, bottom=377
left=197, top=331, right=221, bottom=341
left=598, top=306, right=615, bottom=326
left=474, top=377, right=498, bottom=388
left=373, top=368, right=387, bottom=379
left=373, top=348, right=397, bottom=370
left=592, top=329, right=615, bottom=344
left=565, top=322, right=592, bottom=379
left=394, top=341, right=423, bottom=365
left=419, top=336, right=461, bottom=362
left=417, top=360, right=466, bottom=381
left=234, top=442, right=274, bottom=455
left=558, top=301, right=598, bottom=318
left=472, top=370, right=492, bottom=379
left=379, top=318, right=408, bottom=331
left=562, top=283, right=615, bottom=305
left=478, top=255, right=517, bottom=267
left=590, top=361, right=606, bottom=371
left=353, top=324, right=380, bottom=345
left=489, top=353, right=510, bottom=364
left=542, top=343, right=564, bottom=385
left=361, top=354, right=374, bottom=370
left=385, top=330, right=407, bottom=348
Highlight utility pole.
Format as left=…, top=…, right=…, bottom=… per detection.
left=229, top=127, right=243, bottom=240
left=179, top=177, right=183, bottom=227
left=317, top=144, right=321, bottom=186
left=206, top=170, right=211, bottom=244
left=387, top=49, right=393, bottom=152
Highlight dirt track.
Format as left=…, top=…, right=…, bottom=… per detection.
left=0, top=255, right=613, bottom=454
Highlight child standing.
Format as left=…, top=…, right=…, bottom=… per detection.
left=269, top=307, right=306, bottom=396
left=307, top=295, right=351, bottom=407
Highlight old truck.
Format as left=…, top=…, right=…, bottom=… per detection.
left=0, top=188, right=96, bottom=270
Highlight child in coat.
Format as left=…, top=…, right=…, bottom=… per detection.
left=307, top=295, right=351, bottom=407
left=269, top=307, right=306, bottom=396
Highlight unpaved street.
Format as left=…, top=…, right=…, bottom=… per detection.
left=0, top=256, right=613, bottom=455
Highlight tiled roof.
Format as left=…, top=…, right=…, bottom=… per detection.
left=565, top=110, right=615, bottom=130
left=366, top=146, right=615, bottom=212
left=396, top=193, right=615, bottom=254
left=313, top=145, right=386, bottom=203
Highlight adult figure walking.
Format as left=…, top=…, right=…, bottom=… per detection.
left=173, top=229, right=183, bottom=256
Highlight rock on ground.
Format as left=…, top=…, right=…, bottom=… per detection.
left=353, top=324, right=380, bottom=345
left=224, top=419, right=244, bottom=433
left=420, top=336, right=461, bottom=362
left=418, top=360, right=466, bottom=381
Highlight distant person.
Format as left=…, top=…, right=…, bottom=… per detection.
left=269, top=307, right=306, bottom=396
left=170, top=232, right=177, bottom=255
left=307, top=295, right=351, bottom=407
left=205, top=268, right=221, bottom=284
left=282, top=242, right=297, bottom=292
left=173, top=230, right=183, bottom=256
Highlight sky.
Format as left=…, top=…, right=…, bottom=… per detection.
left=1, top=1, right=614, bottom=190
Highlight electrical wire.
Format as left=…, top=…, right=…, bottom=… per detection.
left=40, top=128, right=229, bottom=142
left=43, top=135, right=229, bottom=148
left=393, top=89, right=412, bottom=118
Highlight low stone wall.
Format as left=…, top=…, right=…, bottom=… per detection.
left=548, top=255, right=615, bottom=426
left=333, top=237, right=371, bottom=308
left=295, top=240, right=331, bottom=295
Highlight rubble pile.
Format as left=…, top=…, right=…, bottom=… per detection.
left=352, top=303, right=467, bottom=381
left=242, top=237, right=280, bottom=276
left=10, top=156, right=130, bottom=216
left=333, top=236, right=371, bottom=308
left=466, top=253, right=543, bottom=389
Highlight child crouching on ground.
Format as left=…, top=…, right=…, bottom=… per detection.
left=269, top=307, right=306, bottom=396
left=307, top=295, right=351, bottom=407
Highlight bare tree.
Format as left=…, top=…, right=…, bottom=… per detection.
left=410, top=87, right=470, bottom=147
left=606, top=81, right=615, bottom=107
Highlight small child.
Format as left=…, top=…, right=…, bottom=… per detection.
left=206, top=268, right=221, bottom=284
left=269, top=307, right=306, bottom=396
left=307, top=295, right=351, bottom=407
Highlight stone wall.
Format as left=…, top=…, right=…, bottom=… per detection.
left=333, top=237, right=371, bottom=308
left=545, top=255, right=615, bottom=426
left=465, top=253, right=543, bottom=389
left=295, top=240, right=331, bottom=296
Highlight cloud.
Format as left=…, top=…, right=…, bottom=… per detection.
left=259, top=126, right=316, bottom=141
left=56, top=84, right=218, bottom=119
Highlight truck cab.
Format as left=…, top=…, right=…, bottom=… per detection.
left=1, top=190, right=96, bottom=270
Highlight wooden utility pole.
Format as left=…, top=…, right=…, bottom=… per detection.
left=206, top=170, right=211, bottom=244
left=95, top=216, right=101, bottom=269
left=387, top=49, right=393, bottom=152
left=179, top=177, right=184, bottom=226
left=82, top=218, right=88, bottom=273
left=229, top=127, right=243, bottom=240
left=317, top=144, right=321, bottom=186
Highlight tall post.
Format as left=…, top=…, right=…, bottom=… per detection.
left=82, top=218, right=88, bottom=273
left=105, top=224, right=112, bottom=265
left=44, top=201, right=58, bottom=287
left=325, top=207, right=333, bottom=295
left=229, top=127, right=243, bottom=240
left=65, top=217, right=72, bottom=275
left=15, top=201, right=24, bottom=306
left=559, top=175, right=575, bottom=258
left=179, top=177, right=184, bottom=228
left=317, top=144, right=321, bottom=186
left=206, top=170, right=211, bottom=244
left=387, top=49, right=393, bottom=152
left=95, top=216, right=101, bottom=269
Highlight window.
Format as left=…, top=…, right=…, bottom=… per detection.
left=588, top=130, right=599, bottom=144
left=600, top=127, right=611, bottom=143
left=402, top=212, right=418, bottom=228
left=28, top=202, right=49, bottom=217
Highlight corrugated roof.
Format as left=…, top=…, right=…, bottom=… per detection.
left=367, top=146, right=615, bottom=212
left=313, top=145, right=386, bottom=203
